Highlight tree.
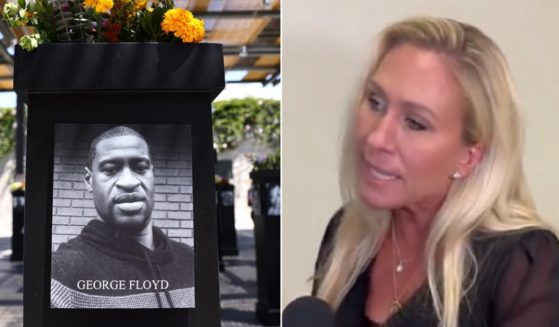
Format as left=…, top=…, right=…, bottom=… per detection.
left=0, top=108, right=16, bottom=159
left=212, top=98, right=280, bottom=154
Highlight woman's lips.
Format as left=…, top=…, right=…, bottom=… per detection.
left=364, top=162, right=401, bottom=181
left=370, top=167, right=399, bottom=180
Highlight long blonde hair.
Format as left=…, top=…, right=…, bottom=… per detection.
left=316, top=16, right=554, bottom=327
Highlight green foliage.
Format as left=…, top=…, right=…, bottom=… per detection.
left=30, top=0, right=57, bottom=42
left=0, top=108, right=16, bottom=159
left=51, top=0, right=95, bottom=42
left=212, top=97, right=280, bottom=154
left=137, top=6, right=165, bottom=41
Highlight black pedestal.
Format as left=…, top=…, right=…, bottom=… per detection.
left=10, top=189, right=24, bottom=261
left=15, top=43, right=224, bottom=327
left=250, top=169, right=280, bottom=325
left=216, top=183, right=239, bottom=256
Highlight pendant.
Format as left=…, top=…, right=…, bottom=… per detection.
left=391, top=300, right=403, bottom=314
left=396, top=262, right=403, bottom=273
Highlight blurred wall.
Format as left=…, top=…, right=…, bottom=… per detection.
left=282, top=0, right=559, bottom=307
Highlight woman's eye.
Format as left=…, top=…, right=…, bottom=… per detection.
left=368, top=94, right=386, bottom=111
left=405, top=117, right=427, bottom=131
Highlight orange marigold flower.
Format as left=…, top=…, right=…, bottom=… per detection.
left=161, top=8, right=205, bottom=43
left=83, top=0, right=114, bottom=13
left=134, top=0, right=147, bottom=10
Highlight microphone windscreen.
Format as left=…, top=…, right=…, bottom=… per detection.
left=282, top=296, right=335, bottom=327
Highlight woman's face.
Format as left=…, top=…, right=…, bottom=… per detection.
left=356, top=44, right=480, bottom=211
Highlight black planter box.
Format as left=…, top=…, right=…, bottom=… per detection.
left=11, top=188, right=24, bottom=261
left=216, top=182, right=239, bottom=256
left=15, top=43, right=224, bottom=327
left=249, top=169, right=280, bottom=325
left=15, top=43, right=224, bottom=99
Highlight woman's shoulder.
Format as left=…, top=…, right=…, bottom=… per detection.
left=315, top=207, right=348, bottom=263
left=320, top=207, right=346, bottom=244
left=473, top=227, right=559, bottom=261
left=312, top=207, right=346, bottom=295
left=472, top=227, right=559, bottom=277
left=471, top=228, right=559, bottom=325
left=505, top=228, right=559, bottom=258
left=471, top=227, right=559, bottom=299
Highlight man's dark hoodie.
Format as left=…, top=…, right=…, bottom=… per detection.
left=51, top=219, right=194, bottom=308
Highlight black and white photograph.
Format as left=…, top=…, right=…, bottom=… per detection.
left=49, top=124, right=195, bottom=309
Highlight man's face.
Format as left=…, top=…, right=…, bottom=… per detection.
left=85, top=135, right=155, bottom=234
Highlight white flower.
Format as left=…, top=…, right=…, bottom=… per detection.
left=3, top=3, right=19, bottom=16
left=19, top=33, right=42, bottom=51
left=2, top=3, right=27, bottom=27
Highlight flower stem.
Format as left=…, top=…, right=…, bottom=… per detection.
left=96, top=15, right=101, bottom=40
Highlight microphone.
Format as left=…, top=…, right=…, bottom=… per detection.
left=282, top=296, right=335, bottom=327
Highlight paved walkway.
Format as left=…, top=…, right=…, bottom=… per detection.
left=221, top=230, right=277, bottom=327
left=0, top=237, right=23, bottom=327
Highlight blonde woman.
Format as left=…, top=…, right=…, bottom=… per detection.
left=312, top=17, right=559, bottom=327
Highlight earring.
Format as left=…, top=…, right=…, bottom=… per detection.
left=451, top=172, right=461, bottom=180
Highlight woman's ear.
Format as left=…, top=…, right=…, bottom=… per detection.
left=456, top=142, right=485, bottom=178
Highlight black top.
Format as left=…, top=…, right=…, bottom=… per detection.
left=312, top=209, right=559, bottom=327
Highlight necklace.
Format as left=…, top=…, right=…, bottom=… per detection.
left=390, top=223, right=416, bottom=314
left=392, top=223, right=408, bottom=273
left=391, top=224, right=403, bottom=313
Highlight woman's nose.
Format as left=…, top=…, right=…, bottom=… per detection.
left=365, top=113, right=397, bottom=154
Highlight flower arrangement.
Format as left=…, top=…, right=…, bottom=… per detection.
left=2, top=0, right=205, bottom=51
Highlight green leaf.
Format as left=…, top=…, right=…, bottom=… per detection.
left=139, top=6, right=165, bottom=40
left=140, top=10, right=154, bottom=39
left=151, top=6, right=165, bottom=32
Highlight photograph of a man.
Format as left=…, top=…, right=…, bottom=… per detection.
left=50, top=125, right=195, bottom=309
